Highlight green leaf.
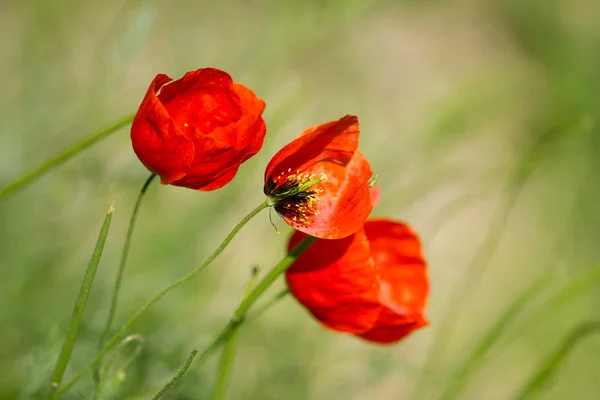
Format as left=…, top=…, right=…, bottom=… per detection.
left=47, top=204, right=115, bottom=399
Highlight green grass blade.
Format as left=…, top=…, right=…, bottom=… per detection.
left=413, top=116, right=593, bottom=400
left=94, top=173, right=156, bottom=383
left=151, top=236, right=317, bottom=398
left=56, top=201, right=269, bottom=397
left=210, top=267, right=260, bottom=400
left=47, top=204, right=115, bottom=398
left=513, top=321, right=600, bottom=400
left=441, top=277, right=552, bottom=400
left=1, top=114, right=134, bottom=199
left=508, top=261, right=600, bottom=341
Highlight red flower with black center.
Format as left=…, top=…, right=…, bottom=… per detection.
left=131, top=68, right=266, bottom=191
left=286, top=218, right=429, bottom=343
left=264, top=115, right=372, bottom=239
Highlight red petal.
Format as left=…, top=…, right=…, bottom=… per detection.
left=158, top=68, right=242, bottom=136
left=296, top=150, right=372, bottom=239
left=286, top=229, right=382, bottom=334
left=364, top=219, right=428, bottom=316
left=131, top=74, right=194, bottom=184
left=131, top=68, right=267, bottom=191
left=358, top=309, right=428, bottom=344
left=357, top=219, right=429, bottom=343
left=370, top=185, right=381, bottom=207
left=231, top=83, right=267, bottom=155
left=264, top=115, right=359, bottom=183
left=170, top=83, right=266, bottom=191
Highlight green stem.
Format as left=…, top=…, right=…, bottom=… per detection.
left=210, top=267, right=260, bottom=400
left=1, top=114, right=135, bottom=199
left=94, top=173, right=156, bottom=383
left=93, top=334, right=145, bottom=400
left=232, top=236, right=314, bottom=319
left=55, top=201, right=269, bottom=397
left=48, top=205, right=115, bottom=399
left=210, top=327, right=242, bottom=400
left=152, top=236, right=317, bottom=397
left=152, top=350, right=200, bottom=399
left=246, top=288, right=289, bottom=323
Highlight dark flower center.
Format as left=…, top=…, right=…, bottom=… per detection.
left=265, top=169, right=327, bottom=226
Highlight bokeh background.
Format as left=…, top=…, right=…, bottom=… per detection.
left=2, top=0, right=600, bottom=398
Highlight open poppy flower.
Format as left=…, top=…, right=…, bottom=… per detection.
left=131, top=68, right=266, bottom=191
left=286, top=218, right=428, bottom=344
left=264, top=115, right=372, bottom=239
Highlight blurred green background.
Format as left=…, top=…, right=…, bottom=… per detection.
left=2, top=0, right=600, bottom=398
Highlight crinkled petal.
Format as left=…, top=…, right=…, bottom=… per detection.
left=158, top=68, right=242, bottom=136
left=364, top=219, right=428, bottom=316
left=264, top=115, right=359, bottom=183
left=131, top=68, right=266, bottom=191
left=295, top=151, right=372, bottom=239
left=131, top=74, right=194, bottom=184
left=171, top=83, right=266, bottom=191
left=286, top=229, right=382, bottom=334
left=232, top=83, right=267, bottom=156
left=358, top=309, right=428, bottom=344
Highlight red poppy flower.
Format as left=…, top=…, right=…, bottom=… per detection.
left=264, top=115, right=372, bottom=239
left=286, top=218, right=428, bottom=344
left=131, top=68, right=266, bottom=191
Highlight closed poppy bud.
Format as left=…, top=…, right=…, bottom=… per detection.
left=131, top=68, right=266, bottom=191
left=264, top=115, right=372, bottom=239
left=286, top=218, right=428, bottom=344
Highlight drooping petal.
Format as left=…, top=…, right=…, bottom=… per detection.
left=358, top=219, right=429, bottom=343
left=364, top=219, right=428, bottom=316
left=263, top=115, right=371, bottom=239
left=286, top=229, right=382, bottom=334
left=359, top=310, right=428, bottom=344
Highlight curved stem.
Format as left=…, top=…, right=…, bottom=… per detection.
left=152, top=349, right=200, bottom=400
left=94, top=173, right=156, bottom=383
left=55, top=200, right=269, bottom=397
left=93, top=334, right=145, bottom=400
left=151, top=235, right=317, bottom=397
left=232, top=235, right=314, bottom=319
left=48, top=206, right=115, bottom=399
left=1, top=114, right=135, bottom=199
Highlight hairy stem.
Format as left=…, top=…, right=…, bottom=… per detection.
left=152, top=236, right=316, bottom=397
left=55, top=201, right=269, bottom=397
